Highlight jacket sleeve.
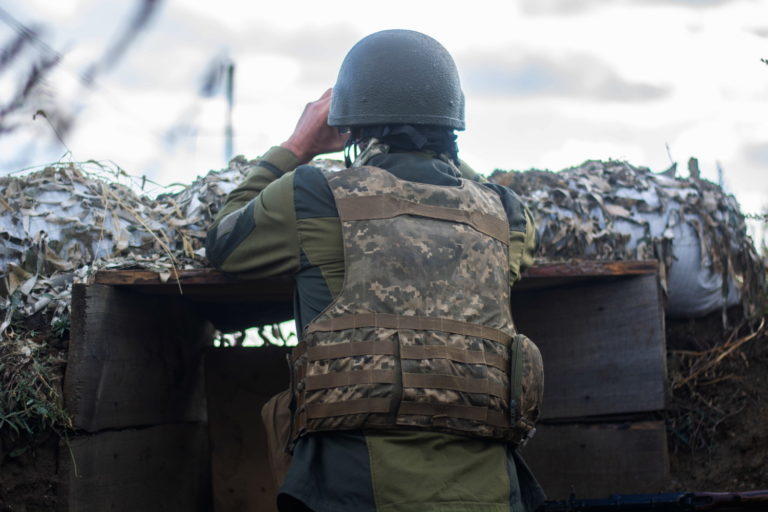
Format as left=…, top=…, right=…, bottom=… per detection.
left=480, top=182, right=538, bottom=285
left=205, top=146, right=302, bottom=277
left=504, top=197, right=537, bottom=285
left=514, top=205, right=538, bottom=282
left=457, top=159, right=484, bottom=182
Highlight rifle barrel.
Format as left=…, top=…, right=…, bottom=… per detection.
left=538, top=490, right=768, bottom=512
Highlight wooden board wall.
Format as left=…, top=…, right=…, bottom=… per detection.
left=62, top=265, right=669, bottom=508
left=521, top=421, right=670, bottom=499
left=511, top=274, right=667, bottom=420
left=61, top=284, right=214, bottom=511
left=205, top=346, right=291, bottom=512
left=58, top=424, right=211, bottom=511
left=65, top=284, right=213, bottom=431
left=511, top=274, right=669, bottom=498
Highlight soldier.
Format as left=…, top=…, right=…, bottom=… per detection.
left=206, top=29, right=545, bottom=512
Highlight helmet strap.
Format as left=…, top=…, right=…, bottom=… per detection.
left=343, top=136, right=357, bottom=168
left=437, top=153, right=462, bottom=177
left=351, top=138, right=390, bottom=168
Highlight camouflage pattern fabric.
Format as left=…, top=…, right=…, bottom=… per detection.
left=510, top=333, right=544, bottom=444
left=291, top=165, right=543, bottom=443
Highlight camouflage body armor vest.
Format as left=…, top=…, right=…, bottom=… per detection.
left=290, top=165, right=543, bottom=445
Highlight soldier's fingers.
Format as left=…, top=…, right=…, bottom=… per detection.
left=319, top=88, right=333, bottom=100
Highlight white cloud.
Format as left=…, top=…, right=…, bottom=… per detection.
left=519, top=0, right=754, bottom=16
left=460, top=50, right=670, bottom=101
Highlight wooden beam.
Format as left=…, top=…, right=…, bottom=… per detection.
left=93, top=269, right=292, bottom=288
left=92, top=273, right=294, bottom=301
left=93, top=267, right=233, bottom=286
left=64, top=284, right=214, bottom=432
left=523, top=260, right=659, bottom=278
left=93, top=260, right=658, bottom=288
left=89, top=260, right=661, bottom=334
left=521, top=421, right=670, bottom=499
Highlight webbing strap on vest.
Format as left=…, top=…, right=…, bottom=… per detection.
left=304, top=370, right=397, bottom=391
left=302, top=370, right=506, bottom=397
left=303, top=397, right=509, bottom=429
left=402, top=373, right=507, bottom=398
left=293, top=342, right=507, bottom=371
left=292, top=339, right=397, bottom=363
left=305, top=397, right=392, bottom=419
left=335, top=195, right=510, bottom=245
left=400, top=345, right=507, bottom=372
left=397, top=402, right=509, bottom=428
left=306, top=312, right=512, bottom=346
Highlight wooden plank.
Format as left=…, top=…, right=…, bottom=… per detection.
left=521, top=421, right=669, bottom=499
left=92, top=272, right=295, bottom=331
left=58, top=423, right=211, bottom=511
left=93, top=269, right=293, bottom=290
left=90, top=261, right=660, bottom=332
left=64, top=284, right=214, bottom=432
left=205, top=346, right=291, bottom=512
left=523, top=260, right=659, bottom=279
left=93, top=268, right=243, bottom=286
left=95, top=276, right=294, bottom=302
left=93, top=261, right=658, bottom=288
left=511, top=274, right=666, bottom=420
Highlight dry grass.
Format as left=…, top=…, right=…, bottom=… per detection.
left=0, top=321, right=70, bottom=446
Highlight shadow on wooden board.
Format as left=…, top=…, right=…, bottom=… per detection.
left=57, top=424, right=211, bottom=511
left=205, top=346, right=291, bottom=512
left=64, top=284, right=213, bottom=432
left=60, top=284, right=214, bottom=511
left=521, top=421, right=669, bottom=499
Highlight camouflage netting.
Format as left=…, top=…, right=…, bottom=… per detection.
left=0, top=157, right=271, bottom=438
left=0, top=157, right=764, bottom=437
left=491, top=160, right=765, bottom=319
left=2, top=157, right=764, bottom=334
left=0, top=157, right=341, bottom=337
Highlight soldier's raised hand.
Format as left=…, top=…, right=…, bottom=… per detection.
left=281, top=88, right=349, bottom=165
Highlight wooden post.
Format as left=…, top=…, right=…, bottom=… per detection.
left=60, top=284, right=214, bottom=511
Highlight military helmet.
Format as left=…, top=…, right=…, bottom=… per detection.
left=328, top=29, right=465, bottom=131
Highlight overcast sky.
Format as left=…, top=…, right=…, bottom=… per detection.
left=1, top=0, right=766, bottom=235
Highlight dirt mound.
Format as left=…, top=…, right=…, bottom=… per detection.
left=666, top=310, right=768, bottom=490
left=0, top=431, right=59, bottom=511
